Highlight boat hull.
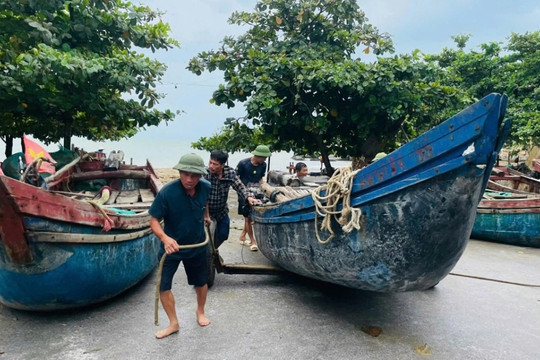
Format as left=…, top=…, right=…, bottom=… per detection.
left=472, top=203, right=540, bottom=248
left=0, top=232, right=160, bottom=310
left=251, top=93, right=509, bottom=292
left=0, top=158, right=162, bottom=310
left=472, top=167, right=540, bottom=248
left=254, top=166, right=483, bottom=292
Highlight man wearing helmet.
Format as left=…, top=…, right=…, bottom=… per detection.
left=149, top=153, right=211, bottom=339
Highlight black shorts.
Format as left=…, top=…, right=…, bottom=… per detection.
left=159, top=247, right=208, bottom=291
left=238, top=199, right=251, bottom=217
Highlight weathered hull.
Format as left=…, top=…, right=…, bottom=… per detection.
left=0, top=228, right=160, bottom=310
left=0, top=160, right=162, bottom=310
left=471, top=167, right=540, bottom=248
left=252, top=93, right=510, bottom=292
left=472, top=201, right=540, bottom=248
left=254, top=167, right=484, bottom=291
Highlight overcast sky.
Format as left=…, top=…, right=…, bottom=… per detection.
left=135, top=0, right=539, bottom=142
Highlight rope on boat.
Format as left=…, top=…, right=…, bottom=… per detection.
left=154, top=227, right=211, bottom=326
left=19, top=156, right=54, bottom=184
left=311, top=166, right=362, bottom=244
left=88, top=199, right=114, bottom=231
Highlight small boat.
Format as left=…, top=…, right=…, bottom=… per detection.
left=0, top=150, right=162, bottom=310
left=471, top=167, right=540, bottom=248
left=251, top=93, right=510, bottom=292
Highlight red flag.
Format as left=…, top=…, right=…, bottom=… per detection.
left=23, top=134, right=57, bottom=174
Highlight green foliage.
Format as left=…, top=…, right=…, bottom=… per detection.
left=188, top=0, right=469, bottom=165
left=427, top=31, right=540, bottom=148
left=191, top=117, right=269, bottom=153
left=0, top=0, right=179, bottom=149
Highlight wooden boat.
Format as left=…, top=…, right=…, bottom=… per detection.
left=251, top=93, right=510, bottom=292
left=471, top=167, right=540, bottom=248
left=0, top=151, right=163, bottom=310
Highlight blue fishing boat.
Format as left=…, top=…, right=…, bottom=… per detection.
left=472, top=167, right=540, bottom=248
left=0, top=152, right=162, bottom=310
left=252, top=93, right=510, bottom=292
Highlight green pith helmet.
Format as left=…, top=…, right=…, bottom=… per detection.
left=252, top=145, right=271, bottom=157
left=172, top=153, right=208, bottom=175
left=371, top=152, right=387, bottom=163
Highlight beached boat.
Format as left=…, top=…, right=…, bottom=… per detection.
left=0, top=151, right=162, bottom=310
left=251, top=93, right=510, bottom=292
left=472, top=167, right=540, bottom=248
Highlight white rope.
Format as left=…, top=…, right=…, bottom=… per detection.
left=311, top=166, right=362, bottom=244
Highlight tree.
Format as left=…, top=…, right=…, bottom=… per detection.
left=427, top=31, right=539, bottom=149
left=0, top=0, right=178, bottom=157
left=188, top=0, right=469, bottom=170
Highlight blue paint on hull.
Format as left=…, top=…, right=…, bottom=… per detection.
left=252, top=93, right=509, bottom=292
left=254, top=166, right=483, bottom=292
left=472, top=212, right=540, bottom=248
left=0, top=234, right=160, bottom=310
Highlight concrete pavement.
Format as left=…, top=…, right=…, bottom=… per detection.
left=1, top=229, right=539, bottom=360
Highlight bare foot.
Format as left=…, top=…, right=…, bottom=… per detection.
left=239, top=235, right=246, bottom=244
left=155, top=324, right=179, bottom=339
left=196, top=310, right=210, bottom=327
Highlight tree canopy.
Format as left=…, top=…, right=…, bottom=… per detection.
left=428, top=31, right=539, bottom=149
left=188, top=0, right=469, bottom=169
left=0, top=0, right=178, bottom=156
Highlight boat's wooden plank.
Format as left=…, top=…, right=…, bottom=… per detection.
left=49, top=190, right=95, bottom=198
left=105, top=190, right=120, bottom=205
left=26, top=228, right=153, bottom=243
left=104, top=202, right=153, bottom=210
left=114, top=189, right=140, bottom=204
left=139, top=189, right=155, bottom=202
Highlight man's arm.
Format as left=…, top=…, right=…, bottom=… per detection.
left=150, top=217, right=179, bottom=254
left=232, top=176, right=260, bottom=206
left=204, top=204, right=211, bottom=226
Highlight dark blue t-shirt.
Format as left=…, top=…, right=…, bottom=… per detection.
left=235, top=157, right=266, bottom=187
left=149, top=178, right=210, bottom=257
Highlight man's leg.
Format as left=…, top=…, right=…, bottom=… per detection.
left=195, top=284, right=210, bottom=326
left=240, top=216, right=249, bottom=243
left=155, top=290, right=180, bottom=339
left=214, top=215, right=230, bottom=248
left=246, top=217, right=257, bottom=246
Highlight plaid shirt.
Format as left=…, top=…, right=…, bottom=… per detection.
left=204, top=165, right=253, bottom=221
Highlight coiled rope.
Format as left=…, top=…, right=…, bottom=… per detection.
left=311, top=166, right=362, bottom=244
left=154, top=226, right=210, bottom=326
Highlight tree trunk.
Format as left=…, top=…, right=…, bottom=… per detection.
left=62, top=114, right=72, bottom=150
left=315, top=135, right=334, bottom=176
left=4, top=136, right=13, bottom=158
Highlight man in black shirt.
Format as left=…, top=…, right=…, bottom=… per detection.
left=235, top=145, right=271, bottom=251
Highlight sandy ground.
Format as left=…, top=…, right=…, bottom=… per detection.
left=154, top=168, right=180, bottom=185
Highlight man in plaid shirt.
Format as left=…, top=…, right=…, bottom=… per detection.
left=205, top=150, right=260, bottom=248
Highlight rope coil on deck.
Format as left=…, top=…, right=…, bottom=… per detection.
left=311, top=166, right=362, bottom=244
left=154, top=227, right=210, bottom=326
